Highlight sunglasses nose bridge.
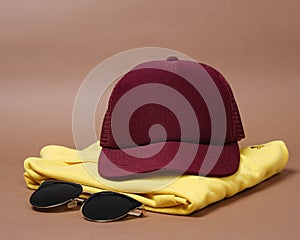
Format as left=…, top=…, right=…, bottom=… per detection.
left=67, top=199, right=78, bottom=209
left=67, top=197, right=86, bottom=209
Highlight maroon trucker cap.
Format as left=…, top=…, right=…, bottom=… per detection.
left=98, top=56, right=245, bottom=180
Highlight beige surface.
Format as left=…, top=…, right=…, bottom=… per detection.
left=0, top=0, right=299, bottom=239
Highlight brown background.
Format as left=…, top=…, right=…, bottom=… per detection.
left=1, top=0, right=299, bottom=239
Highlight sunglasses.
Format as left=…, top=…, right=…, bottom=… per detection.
left=29, top=180, right=144, bottom=222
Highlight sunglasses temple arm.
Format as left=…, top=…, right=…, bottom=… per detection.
left=81, top=191, right=93, bottom=197
left=128, top=207, right=145, bottom=217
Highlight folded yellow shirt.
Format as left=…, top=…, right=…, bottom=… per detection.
left=24, top=140, right=288, bottom=215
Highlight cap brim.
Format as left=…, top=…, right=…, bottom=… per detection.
left=98, top=141, right=240, bottom=180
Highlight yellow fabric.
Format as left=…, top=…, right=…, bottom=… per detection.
left=24, top=140, right=288, bottom=215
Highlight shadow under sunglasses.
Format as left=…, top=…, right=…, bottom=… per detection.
left=29, top=180, right=145, bottom=222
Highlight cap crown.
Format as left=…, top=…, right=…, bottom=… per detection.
left=100, top=59, right=245, bottom=149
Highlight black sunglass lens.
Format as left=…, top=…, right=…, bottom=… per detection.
left=30, top=181, right=82, bottom=208
left=82, top=192, right=142, bottom=221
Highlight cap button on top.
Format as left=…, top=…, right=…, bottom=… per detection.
left=166, top=56, right=179, bottom=61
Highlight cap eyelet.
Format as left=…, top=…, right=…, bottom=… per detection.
left=166, top=56, right=179, bottom=61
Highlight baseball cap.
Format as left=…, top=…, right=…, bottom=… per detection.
left=98, top=56, right=245, bottom=179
